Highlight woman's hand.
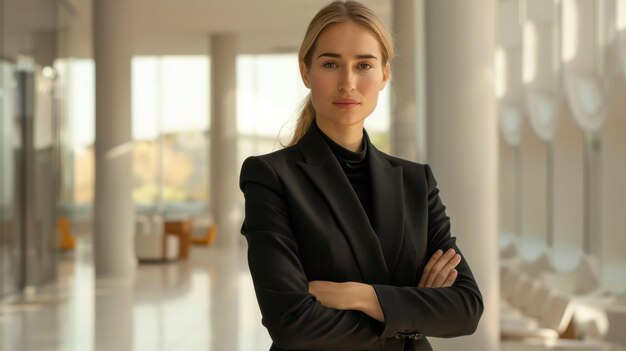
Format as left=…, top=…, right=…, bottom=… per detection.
left=308, top=281, right=355, bottom=311
left=418, top=248, right=461, bottom=288
left=308, top=281, right=385, bottom=322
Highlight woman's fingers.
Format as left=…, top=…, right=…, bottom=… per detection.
left=423, top=248, right=455, bottom=287
left=423, top=249, right=461, bottom=288
left=418, top=248, right=462, bottom=288
left=430, top=252, right=461, bottom=287
left=417, top=249, right=443, bottom=288
left=442, top=269, right=458, bottom=288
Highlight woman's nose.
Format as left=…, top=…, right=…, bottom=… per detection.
left=338, top=68, right=357, bottom=93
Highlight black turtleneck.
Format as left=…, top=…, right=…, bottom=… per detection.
left=315, top=122, right=374, bottom=226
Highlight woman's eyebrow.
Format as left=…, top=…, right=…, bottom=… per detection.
left=316, top=52, right=378, bottom=60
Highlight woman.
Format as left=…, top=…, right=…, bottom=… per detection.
left=239, top=1, right=483, bottom=350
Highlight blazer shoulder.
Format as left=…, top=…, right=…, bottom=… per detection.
left=239, top=145, right=301, bottom=192
left=244, top=144, right=301, bottom=166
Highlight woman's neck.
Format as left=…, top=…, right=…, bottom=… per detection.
left=315, top=119, right=364, bottom=152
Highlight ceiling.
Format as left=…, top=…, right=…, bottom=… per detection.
left=58, top=0, right=392, bottom=57
left=132, top=0, right=392, bottom=54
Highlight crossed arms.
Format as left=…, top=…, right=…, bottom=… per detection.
left=240, top=156, right=483, bottom=349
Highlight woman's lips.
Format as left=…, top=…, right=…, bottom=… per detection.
left=333, top=99, right=360, bottom=109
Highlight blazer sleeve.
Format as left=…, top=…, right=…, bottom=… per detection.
left=371, top=163, right=484, bottom=339
left=240, top=156, right=384, bottom=350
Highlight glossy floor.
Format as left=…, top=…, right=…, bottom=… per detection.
left=0, top=236, right=272, bottom=351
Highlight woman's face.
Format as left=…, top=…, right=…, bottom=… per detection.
left=300, top=21, right=390, bottom=129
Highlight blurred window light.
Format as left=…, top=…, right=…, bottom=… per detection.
left=618, top=0, right=626, bottom=30
left=66, top=60, right=95, bottom=153
left=132, top=56, right=210, bottom=206
left=523, top=22, right=538, bottom=84
left=160, top=57, right=209, bottom=133
left=53, top=58, right=95, bottom=206
left=132, top=56, right=209, bottom=140
left=132, top=57, right=159, bottom=140
left=562, top=0, right=579, bottom=62
left=364, top=73, right=390, bottom=139
left=495, top=47, right=508, bottom=98
left=42, top=66, right=56, bottom=79
left=236, top=54, right=307, bottom=138
left=236, top=54, right=307, bottom=172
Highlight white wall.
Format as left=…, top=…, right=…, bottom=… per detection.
left=552, top=100, right=585, bottom=258
left=520, top=113, right=548, bottom=256
left=602, top=76, right=626, bottom=287
left=499, top=136, right=518, bottom=239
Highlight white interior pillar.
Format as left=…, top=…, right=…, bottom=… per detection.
left=553, top=102, right=584, bottom=254
left=601, top=77, right=626, bottom=289
left=521, top=123, right=548, bottom=253
left=93, top=0, right=136, bottom=278
left=210, top=34, right=239, bottom=248
left=424, top=1, right=499, bottom=350
left=391, top=0, right=426, bottom=162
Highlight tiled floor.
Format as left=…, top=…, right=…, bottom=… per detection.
left=0, top=235, right=272, bottom=351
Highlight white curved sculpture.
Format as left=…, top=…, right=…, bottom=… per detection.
left=565, top=72, right=612, bottom=131
left=562, top=0, right=617, bottom=132
left=499, top=103, right=524, bottom=146
left=497, top=1, right=525, bottom=147
left=525, top=90, right=560, bottom=141
left=522, top=0, right=562, bottom=141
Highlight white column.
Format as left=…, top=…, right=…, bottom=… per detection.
left=210, top=34, right=239, bottom=248
left=584, top=130, right=602, bottom=259
left=93, top=0, right=136, bottom=278
left=424, top=1, right=499, bottom=350
left=391, top=0, right=426, bottom=162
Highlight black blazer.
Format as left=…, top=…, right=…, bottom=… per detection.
left=239, top=124, right=483, bottom=351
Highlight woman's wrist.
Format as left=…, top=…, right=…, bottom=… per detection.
left=350, top=282, right=370, bottom=311
left=350, top=282, right=385, bottom=322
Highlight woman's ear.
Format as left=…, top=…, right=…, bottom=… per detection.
left=380, top=62, right=391, bottom=90
left=299, top=62, right=311, bottom=88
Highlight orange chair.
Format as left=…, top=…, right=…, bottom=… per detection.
left=164, top=219, right=193, bottom=259
left=57, top=216, right=77, bottom=250
left=192, top=223, right=218, bottom=246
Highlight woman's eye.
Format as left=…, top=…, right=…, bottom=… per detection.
left=358, top=63, right=373, bottom=70
left=322, top=62, right=337, bottom=68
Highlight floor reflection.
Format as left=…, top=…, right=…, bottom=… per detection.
left=0, top=233, right=272, bottom=351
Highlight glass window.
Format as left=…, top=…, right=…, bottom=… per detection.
left=54, top=58, right=95, bottom=209
left=132, top=56, right=210, bottom=211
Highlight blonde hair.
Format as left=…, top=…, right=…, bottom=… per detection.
left=287, top=0, right=395, bottom=146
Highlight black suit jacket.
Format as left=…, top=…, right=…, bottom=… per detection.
left=239, top=124, right=483, bottom=351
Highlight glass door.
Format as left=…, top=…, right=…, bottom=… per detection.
left=0, top=60, right=20, bottom=297
left=0, top=62, right=59, bottom=298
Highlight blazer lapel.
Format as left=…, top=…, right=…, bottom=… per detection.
left=297, top=125, right=389, bottom=284
left=367, top=139, right=405, bottom=278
